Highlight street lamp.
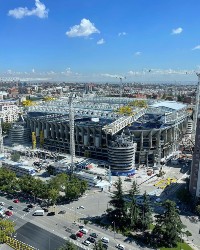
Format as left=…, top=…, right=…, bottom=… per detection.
left=112, top=221, right=116, bottom=239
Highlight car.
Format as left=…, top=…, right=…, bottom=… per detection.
left=0, top=202, right=5, bottom=206
left=5, top=210, right=13, bottom=216
left=87, top=237, right=96, bottom=243
left=13, top=199, right=19, bottom=203
left=101, top=237, right=109, bottom=243
left=23, top=207, right=30, bottom=212
left=77, top=205, right=85, bottom=209
left=79, top=228, right=88, bottom=234
left=102, top=244, right=108, bottom=249
left=70, top=234, right=77, bottom=240
left=8, top=206, right=14, bottom=210
left=47, top=212, right=55, bottom=216
left=90, top=232, right=98, bottom=238
left=27, top=204, right=34, bottom=208
left=43, top=208, right=49, bottom=212
left=82, top=240, right=91, bottom=246
left=116, top=244, right=125, bottom=250
left=76, top=232, right=83, bottom=238
left=58, top=210, right=66, bottom=214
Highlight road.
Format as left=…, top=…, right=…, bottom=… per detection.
left=0, top=190, right=143, bottom=250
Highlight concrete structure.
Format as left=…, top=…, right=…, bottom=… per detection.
left=0, top=100, right=19, bottom=123
left=25, top=98, right=189, bottom=174
left=189, top=74, right=200, bottom=198
left=108, top=133, right=136, bottom=175
left=9, top=124, right=30, bottom=145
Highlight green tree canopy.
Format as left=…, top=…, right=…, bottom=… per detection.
left=58, top=240, right=78, bottom=250
left=0, top=220, right=15, bottom=243
left=10, top=152, right=20, bottom=162
left=152, top=200, right=184, bottom=248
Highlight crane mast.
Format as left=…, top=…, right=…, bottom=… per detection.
left=69, top=93, right=75, bottom=175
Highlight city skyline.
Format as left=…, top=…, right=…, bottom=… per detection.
left=1, top=0, right=200, bottom=82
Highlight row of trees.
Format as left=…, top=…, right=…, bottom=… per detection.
left=108, top=177, right=185, bottom=248
left=59, top=240, right=106, bottom=250
left=0, top=168, right=87, bottom=205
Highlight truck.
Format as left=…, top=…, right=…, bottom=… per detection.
left=33, top=210, right=44, bottom=216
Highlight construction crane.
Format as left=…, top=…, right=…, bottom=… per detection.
left=69, top=92, right=76, bottom=175
left=116, top=76, right=126, bottom=98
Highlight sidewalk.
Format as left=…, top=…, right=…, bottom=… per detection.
left=0, top=244, right=13, bottom=250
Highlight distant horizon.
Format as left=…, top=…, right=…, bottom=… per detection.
left=1, top=1, right=200, bottom=82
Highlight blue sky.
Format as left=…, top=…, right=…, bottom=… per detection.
left=0, top=0, right=200, bottom=82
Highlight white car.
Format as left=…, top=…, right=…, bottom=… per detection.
left=82, top=240, right=91, bottom=246
left=101, top=237, right=109, bottom=243
left=116, top=243, right=125, bottom=250
left=0, top=202, right=5, bottom=206
left=77, top=205, right=85, bottom=209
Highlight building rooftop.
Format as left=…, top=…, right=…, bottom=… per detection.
left=151, top=101, right=186, bottom=111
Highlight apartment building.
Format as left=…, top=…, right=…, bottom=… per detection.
left=0, top=100, right=19, bottom=123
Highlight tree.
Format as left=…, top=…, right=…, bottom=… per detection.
left=0, top=167, right=18, bottom=193
left=11, top=152, right=20, bottom=162
left=93, top=240, right=106, bottom=250
left=152, top=200, right=184, bottom=248
left=109, top=177, right=126, bottom=226
left=0, top=220, right=15, bottom=243
left=126, top=180, right=140, bottom=229
left=58, top=240, right=78, bottom=250
left=2, top=122, right=12, bottom=135
left=48, top=188, right=59, bottom=205
left=195, top=205, right=200, bottom=216
left=139, top=192, right=152, bottom=231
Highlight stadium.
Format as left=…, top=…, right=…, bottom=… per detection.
left=21, top=97, right=189, bottom=175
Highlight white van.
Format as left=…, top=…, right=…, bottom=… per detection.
left=79, top=228, right=88, bottom=234
left=101, top=237, right=109, bottom=243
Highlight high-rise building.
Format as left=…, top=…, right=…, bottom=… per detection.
left=189, top=74, right=200, bottom=198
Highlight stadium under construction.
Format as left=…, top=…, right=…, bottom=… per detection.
left=16, top=97, right=190, bottom=175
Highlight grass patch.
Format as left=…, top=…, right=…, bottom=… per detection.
left=160, top=242, right=193, bottom=250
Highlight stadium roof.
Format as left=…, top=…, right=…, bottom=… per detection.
left=151, top=101, right=186, bottom=111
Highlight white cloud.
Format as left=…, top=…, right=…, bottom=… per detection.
left=192, top=45, right=200, bottom=50
left=118, top=32, right=127, bottom=36
left=66, top=18, right=100, bottom=37
left=97, top=38, right=105, bottom=45
left=8, top=0, right=48, bottom=19
left=171, top=27, right=183, bottom=35
left=101, top=73, right=122, bottom=78
left=134, top=51, right=141, bottom=56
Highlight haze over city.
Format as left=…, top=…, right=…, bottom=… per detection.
left=0, top=0, right=200, bottom=82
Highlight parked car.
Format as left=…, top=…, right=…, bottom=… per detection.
left=27, top=204, right=34, bottom=208
left=87, top=237, right=96, bottom=243
left=82, top=240, right=91, bottom=246
left=77, top=205, right=85, bottom=209
left=70, top=234, right=77, bottom=240
left=47, top=212, right=55, bottom=216
left=13, top=199, right=19, bottom=203
left=101, top=237, right=109, bottom=243
left=23, top=207, right=30, bottom=212
left=90, top=232, right=98, bottom=238
left=58, top=210, right=66, bottom=214
left=76, top=232, right=83, bottom=238
left=102, top=244, right=108, bottom=249
left=43, top=208, right=49, bottom=212
left=116, top=244, right=125, bottom=250
left=8, top=206, right=13, bottom=210
left=5, top=210, right=13, bottom=216
left=0, top=202, right=5, bottom=206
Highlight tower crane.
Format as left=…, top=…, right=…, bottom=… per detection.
left=69, top=92, right=76, bottom=175
left=116, top=76, right=126, bottom=98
